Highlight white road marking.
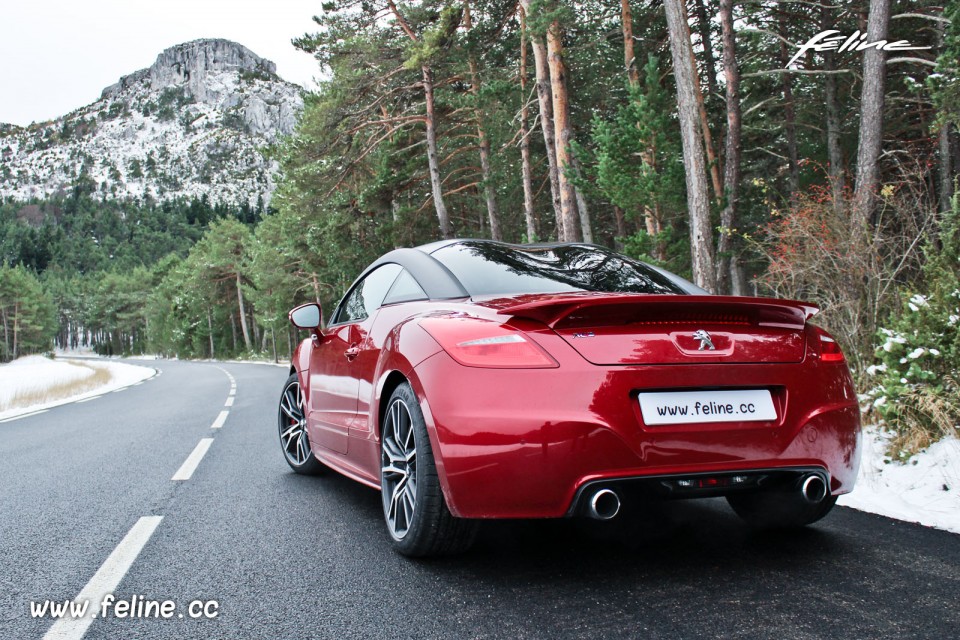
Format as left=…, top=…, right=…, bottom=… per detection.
left=229, top=389, right=236, bottom=397
left=42, top=516, right=163, bottom=640
left=171, top=438, right=214, bottom=481
left=210, top=410, right=229, bottom=430
left=112, top=388, right=125, bottom=393
left=225, top=397, right=235, bottom=407
left=75, top=396, right=102, bottom=404
left=0, top=409, right=49, bottom=423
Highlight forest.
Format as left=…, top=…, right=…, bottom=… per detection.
left=0, top=0, right=957, bottom=454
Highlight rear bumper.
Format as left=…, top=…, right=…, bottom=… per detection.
left=412, top=341, right=861, bottom=519
left=566, top=466, right=830, bottom=517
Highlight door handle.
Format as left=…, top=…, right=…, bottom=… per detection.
left=344, top=345, right=360, bottom=360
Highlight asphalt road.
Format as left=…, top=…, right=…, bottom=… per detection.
left=2, top=359, right=958, bottom=639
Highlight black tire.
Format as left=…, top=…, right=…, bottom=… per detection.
left=278, top=373, right=325, bottom=475
left=380, top=382, right=478, bottom=557
left=726, top=490, right=837, bottom=528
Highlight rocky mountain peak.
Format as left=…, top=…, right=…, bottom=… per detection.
left=1, top=39, right=304, bottom=207
left=102, top=39, right=277, bottom=103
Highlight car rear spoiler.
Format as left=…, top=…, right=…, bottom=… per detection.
left=497, top=294, right=820, bottom=330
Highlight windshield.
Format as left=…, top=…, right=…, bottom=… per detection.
left=430, top=242, right=687, bottom=297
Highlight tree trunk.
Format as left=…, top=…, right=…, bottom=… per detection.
left=519, top=12, right=538, bottom=242
left=664, top=0, right=717, bottom=293
left=778, top=19, right=800, bottom=197
left=12, top=301, right=19, bottom=359
left=207, top=310, right=215, bottom=358
left=464, top=1, right=502, bottom=241
left=422, top=65, right=453, bottom=239
left=937, top=22, right=954, bottom=214
left=692, top=0, right=719, bottom=100
left=624, top=0, right=658, bottom=247
left=716, top=0, right=742, bottom=295
left=852, top=0, right=891, bottom=235
left=236, top=273, right=252, bottom=351
left=821, top=4, right=845, bottom=209
left=941, top=123, right=954, bottom=214
left=621, top=0, right=639, bottom=87
left=682, top=6, right=723, bottom=202
left=613, top=205, right=627, bottom=250
left=730, top=260, right=749, bottom=296
left=571, top=156, right=593, bottom=243
left=521, top=1, right=563, bottom=238
left=1, top=307, right=9, bottom=361
left=545, top=10, right=582, bottom=242
left=649, top=202, right=666, bottom=262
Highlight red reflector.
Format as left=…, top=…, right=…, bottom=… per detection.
left=697, top=477, right=729, bottom=488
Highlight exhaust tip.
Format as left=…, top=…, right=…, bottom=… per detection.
left=588, top=488, right=621, bottom=520
left=801, top=474, right=827, bottom=504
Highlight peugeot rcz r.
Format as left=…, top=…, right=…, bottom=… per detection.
left=278, top=240, right=860, bottom=556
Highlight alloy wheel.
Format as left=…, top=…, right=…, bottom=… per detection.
left=381, top=398, right=418, bottom=540
left=279, top=380, right=311, bottom=466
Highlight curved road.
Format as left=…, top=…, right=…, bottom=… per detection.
left=1, top=359, right=958, bottom=639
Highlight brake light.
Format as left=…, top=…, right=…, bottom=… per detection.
left=420, top=317, right=558, bottom=368
left=814, top=327, right=845, bottom=363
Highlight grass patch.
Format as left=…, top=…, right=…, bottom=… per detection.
left=2, top=361, right=113, bottom=411
left=884, top=377, right=960, bottom=461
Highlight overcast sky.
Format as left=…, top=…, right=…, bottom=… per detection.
left=1, top=0, right=322, bottom=127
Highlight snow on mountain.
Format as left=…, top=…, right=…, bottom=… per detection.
left=0, top=39, right=303, bottom=207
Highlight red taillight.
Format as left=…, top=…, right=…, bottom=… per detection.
left=815, top=327, right=845, bottom=363
left=420, top=317, right=558, bottom=368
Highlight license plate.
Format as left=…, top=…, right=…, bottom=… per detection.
left=638, top=389, right=777, bottom=425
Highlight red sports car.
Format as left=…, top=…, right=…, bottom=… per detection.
left=279, top=240, right=861, bottom=556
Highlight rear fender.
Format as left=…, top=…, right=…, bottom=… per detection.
left=370, top=320, right=443, bottom=440
left=370, top=321, right=456, bottom=511
left=403, top=360, right=461, bottom=516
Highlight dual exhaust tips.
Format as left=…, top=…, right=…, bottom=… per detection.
left=585, top=473, right=827, bottom=520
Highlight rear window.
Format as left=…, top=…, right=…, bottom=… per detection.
left=430, top=242, right=686, bottom=297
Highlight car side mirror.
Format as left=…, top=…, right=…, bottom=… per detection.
left=289, top=303, right=323, bottom=341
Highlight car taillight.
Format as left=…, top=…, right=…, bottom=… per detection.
left=420, top=317, right=558, bottom=368
left=814, top=327, right=845, bottom=363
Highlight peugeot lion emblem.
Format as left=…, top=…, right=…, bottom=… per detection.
left=693, top=330, right=715, bottom=351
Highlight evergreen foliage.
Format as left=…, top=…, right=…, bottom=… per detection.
left=869, top=197, right=960, bottom=456
left=0, top=264, right=56, bottom=361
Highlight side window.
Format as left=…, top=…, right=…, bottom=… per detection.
left=382, top=269, right=427, bottom=306
left=334, top=264, right=403, bottom=324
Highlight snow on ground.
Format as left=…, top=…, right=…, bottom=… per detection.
left=0, top=356, right=94, bottom=408
left=0, top=355, right=155, bottom=421
left=838, top=426, right=960, bottom=535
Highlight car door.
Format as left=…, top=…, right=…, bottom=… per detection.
left=307, top=264, right=402, bottom=454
